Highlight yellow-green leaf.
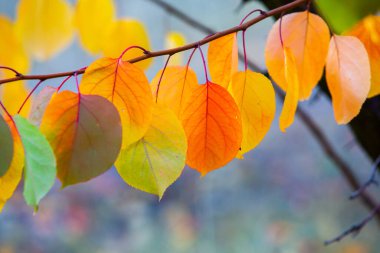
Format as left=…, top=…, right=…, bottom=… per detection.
left=0, top=115, right=14, bottom=177
left=208, top=33, right=238, bottom=88
left=15, top=0, right=74, bottom=61
left=115, top=105, right=187, bottom=198
left=230, top=71, right=275, bottom=157
left=80, top=57, right=153, bottom=148
left=102, top=19, right=152, bottom=70
left=279, top=47, right=299, bottom=132
left=74, top=0, right=115, bottom=54
left=326, top=35, right=371, bottom=124
left=0, top=117, right=24, bottom=212
left=150, top=66, right=198, bottom=117
left=40, top=91, right=122, bottom=186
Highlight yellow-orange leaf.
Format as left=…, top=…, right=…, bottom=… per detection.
left=15, top=0, right=74, bottom=61
left=181, top=81, right=242, bottom=175
left=102, top=19, right=152, bottom=70
left=150, top=66, right=198, bottom=117
left=208, top=33, right=238, bottom=88
left=230, top=71, right=275, bottom=157
left=326, top=35, right=371, bottom=124
left=279, top=47, right=299, bottom=132
left=40, top=91, right=122, bottom=186
left=347, top=15, right=380, bottom=97
left=74, top=0, right=115, bottom=54
left=0, top=15, right=29, bottom=74
left=115, top=105, right=187, bottom=198
left=0, top=81, right=31, bottom=118
left=80, top=57, right=153, bottom=147
left=165, top=32, right=186, bottom=66
left=265, top=11, right=330, bottom=100
left=0, top=118, right=24, bottom=212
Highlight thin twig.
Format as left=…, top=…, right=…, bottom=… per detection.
left=0, top=0, right=308, bottom=85
left=325, top=204, right=380, bottom=245
left=350, top=156, right=380, bottom=200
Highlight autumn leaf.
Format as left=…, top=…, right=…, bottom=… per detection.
left=74, top=0, right=115, bottom=54
left=347, top=15, right=380, bottom=97
left=0, top=117, right=24, bottom=212
left=150, top=66, right=199, bottom=117
left=208, top=33, right=238, bottom=88
left=80, top=57, right=153, bottom=148
left=0, top=115, right=14, bottom=177
left=230, top=71, right=275, bottom=157
left=181, top=81, right=242, bottom=175
left=14, top=115, right=56, bottom=211
left=29, top=86, right=56, bottom=126
left=15, top=0, right=74, bottom=61
left=326, top=35, right=371, bottom=124
left=165, top=32, right=186, bottom=66
left=265, top=11, right=330, bottom=100
left=0, top=81, right=31, bottom=118
left=115, top=105, right=187, bottom=198
left=0, top=15, right=29, bottom=74
left=279, top=47, right=299, bottom=132
left=40, top=91, right=122, bottom=186
left=102, top=19, right=152, bottom=70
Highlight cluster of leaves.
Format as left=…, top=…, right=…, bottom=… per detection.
left=0, top=0, right=379, bottom=213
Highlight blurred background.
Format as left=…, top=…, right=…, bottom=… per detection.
left=0, top=0, right=379, bottom=252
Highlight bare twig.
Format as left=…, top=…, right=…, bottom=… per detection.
left=350, top=156, right=380, bottom=200
left=325, top=204, right=380, bottom=245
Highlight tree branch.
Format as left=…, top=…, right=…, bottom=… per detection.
left=0, top=0, right=307, bottom=85
left=147, top=0, right=380, bottom=223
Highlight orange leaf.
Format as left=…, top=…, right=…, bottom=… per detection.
left=208, top=33, right=238, bottom=88
left=326, top=35, right=371, bottom=124
left=80, top=57, right=153, bottom=147
left=230, top=70, right=276, bottom=157
left=181, top=81, right=242, bottom=175
left=265, top=11, right=330, bottom=100
left=347, top=15, right=380, bottom=97
left=279, top=47, right=299, bottom=132
left=40, top=91, right=122, bottom=186
left=150, top=66, right=198, bottom=117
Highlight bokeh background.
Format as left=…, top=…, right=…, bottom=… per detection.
left=0, top=0, right=379, bottom=252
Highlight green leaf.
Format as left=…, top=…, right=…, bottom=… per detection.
left=14, top=115, right=56, bottom=211
left=316, top=0, right=380, bottom=33
left=115, top=105, right=187, bottom=198
left=0, top=115, right=13, bottom=177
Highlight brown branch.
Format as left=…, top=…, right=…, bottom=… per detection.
left=0, top=0, right=307, bottom=85
left=147, top=0, right=380, bottom=223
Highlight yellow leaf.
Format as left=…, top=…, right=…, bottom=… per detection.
left=15, top=0, right=74, bottom=61
left=230, top=71, right=276, bottom=157
left=347, top=15, right=380, bottom=97
left=326, top=35, right=371, bottom=124
left=0, top=15, right=29, bottom=74
left=80, top=57, right=153, bottom=147
left=150, top=66, right=198, bottom=117
left=0, top=81, right=31, bottom=118
left=0, top=118, right=24, bottom=212
left=265, top=11, right=330, bottom=100
left=165, top=32, right=186, bottom=66
left=208, top=33, right=238, bottom=88
left=102, top=19, right=152, bottom=70
left=279, top=47, right=299, bottom=132
left=74, top=0, right=115, bottom=54
left=115, top=104, right=187, bottom=198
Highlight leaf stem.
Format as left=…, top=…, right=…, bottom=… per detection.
left=197, top=45, right=209, bottom=82
left=155, top=55, right=172, bottom=102
left=242, top=31, right=248, bottom=71
left=18, top=79, right=45, bottom=114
